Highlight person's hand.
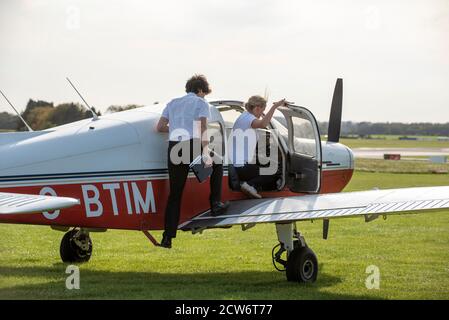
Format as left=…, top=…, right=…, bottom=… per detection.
left=273, top=99, right=287, bottom=108
left=202, top=153, right=213, bottom=168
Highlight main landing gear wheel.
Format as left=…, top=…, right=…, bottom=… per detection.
left=274, top=223, right=319, bottom=283
left=286, top=246, right=318, bottom=283
left=60, top=229, right=92, bottom=263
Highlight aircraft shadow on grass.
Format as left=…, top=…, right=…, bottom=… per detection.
left=0, top=265, right=383, bottom=300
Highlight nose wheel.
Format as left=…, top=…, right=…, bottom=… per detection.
left=274, top=223, right=318, bottom=283
left=60, top=228, right=92, bottom=263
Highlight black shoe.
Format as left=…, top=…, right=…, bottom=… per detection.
left=210, top=201, right=230, bottom=217
left=159, top=235, right=172, bottom=249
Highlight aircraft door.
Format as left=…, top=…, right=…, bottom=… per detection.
left=278, top=106, right=322, bottom=193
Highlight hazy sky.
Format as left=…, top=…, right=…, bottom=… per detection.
left=0, top=0, right=448, bottom=123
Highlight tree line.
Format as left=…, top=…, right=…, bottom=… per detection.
left=0, top=99, right=141, bottom=131
left=318, top=121, right=449, bottom=137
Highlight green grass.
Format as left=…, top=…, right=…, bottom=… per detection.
left=340, top=138, right=449, bottom=149
left=355, top=158, right=449, bottom=174
left=1, top=172, right=449, bottom=299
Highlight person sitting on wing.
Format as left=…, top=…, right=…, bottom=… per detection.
left=230, top=95, right=286, bottom=199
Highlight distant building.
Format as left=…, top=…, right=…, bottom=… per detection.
left=384, top=154, right=401, bottom=160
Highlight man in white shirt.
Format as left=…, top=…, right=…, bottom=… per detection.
left=156, top=75, right=229, bottom=248
left=230, top=95, right=286, bottom=198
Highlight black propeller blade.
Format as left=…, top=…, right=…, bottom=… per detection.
left=327, top=78, right=343, bottom=143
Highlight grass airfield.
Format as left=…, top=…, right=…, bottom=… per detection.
left=0, top=171, right=448, bottom=299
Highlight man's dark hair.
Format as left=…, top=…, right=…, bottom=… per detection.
left=185, top=74, right=211, bottom=95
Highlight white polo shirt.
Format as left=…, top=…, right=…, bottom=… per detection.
left=161, top=93, right=211, bottom=141
left=230, top=111, right=257, bottom=167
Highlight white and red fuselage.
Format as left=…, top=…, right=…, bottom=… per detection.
left=0, top=103, right=354, bottom=231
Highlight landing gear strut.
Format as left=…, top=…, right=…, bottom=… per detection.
left=60, top=228, right=92, bottom=263
left=272, top=223, right=318, bottom=283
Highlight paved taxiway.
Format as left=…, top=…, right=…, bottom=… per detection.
left=352, top=148, right=449, bottom=159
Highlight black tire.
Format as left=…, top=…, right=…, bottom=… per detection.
left=60, top=229, right=92, bottom=263
left=286, top=247, right=318, bottom=283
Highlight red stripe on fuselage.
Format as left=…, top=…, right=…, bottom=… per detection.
left=0, top=169, right=353, bottom=230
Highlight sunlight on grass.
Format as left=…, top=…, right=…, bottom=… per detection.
left=355, top=158, right=449, bottom=174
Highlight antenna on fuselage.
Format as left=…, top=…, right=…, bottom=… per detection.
left=0, top=89, right=34, bottom=132
left=66, top=77, right=99, bottom=121
left=264, top=86, right=270, bottom=101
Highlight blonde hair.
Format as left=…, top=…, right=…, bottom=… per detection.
left=244, top=95, right=267, bottom=112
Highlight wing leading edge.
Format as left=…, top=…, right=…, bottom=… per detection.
left=179, top=186, right=449, bottom=231
left=0, top=192, right=80, bottom=215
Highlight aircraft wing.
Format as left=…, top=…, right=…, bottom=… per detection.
left=179, top=186, right=449, bottom=231
left=0, top=192, right=80, bottom=215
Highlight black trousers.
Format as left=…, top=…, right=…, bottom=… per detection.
left=164, top=139, right=223, bottom=238
left=235, top=164, right=278, bottom=191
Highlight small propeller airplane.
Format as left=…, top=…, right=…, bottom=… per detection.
left=1, top=78, right=449, bottom=283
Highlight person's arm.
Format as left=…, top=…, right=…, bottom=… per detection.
left=251, top=99, right=286, bottom=129
left=200, top=117, right=213, bottom=167
left=156, top=117, right=169, bottom=132
left=157, top=104, right=170, bottom=132
left=198, top=99, right=212, bottom=167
